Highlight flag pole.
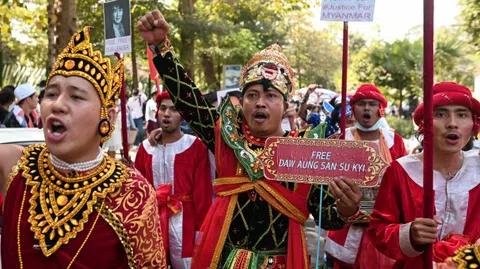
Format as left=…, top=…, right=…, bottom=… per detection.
left=114, top=52, right=130, bottom=161
left=340, top=21, right=349, bottom=139
left=422, top=0, right=434, bottom=268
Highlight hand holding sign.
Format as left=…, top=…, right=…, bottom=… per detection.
left=329, top=177, right=362, bottom=217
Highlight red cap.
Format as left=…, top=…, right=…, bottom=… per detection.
left=350, top=84, right=388, bottom=108
left=155, top=91, right=171, bottom=118
left=156, top=91, right=171, bottom=109
left=413, top=82, right=480, bottom=135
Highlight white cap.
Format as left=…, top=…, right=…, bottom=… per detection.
left=14, top=84, right=36, bottom=101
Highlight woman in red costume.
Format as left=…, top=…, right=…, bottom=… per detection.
left=0, top=27, right=166, bottom=269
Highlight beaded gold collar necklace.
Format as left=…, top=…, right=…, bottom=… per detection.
left=19, top=144, right=127, bottom=257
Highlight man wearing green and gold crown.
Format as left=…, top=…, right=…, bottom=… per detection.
left=138, top=10, right=363, bottom=269
left=0, top=27, right=166, bottom=269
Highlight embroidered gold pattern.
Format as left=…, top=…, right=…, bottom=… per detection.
left=452, top=245, right=480, bottom=269
left=20, top=144, right=127, bottom=257
left=211, top=194, right=238, bottom=269
left=46, top=27, right=124, bottom=143
left=97, top=202, right=136, bottom=268
left=106, top=171, right=167, bottom=268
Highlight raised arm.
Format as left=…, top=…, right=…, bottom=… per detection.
left=138, top=10, right=219, bottom=152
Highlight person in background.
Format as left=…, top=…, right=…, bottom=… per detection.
left=38, top=89, right=46, bottom=104
left=0, top=87, right=15, bottom=125
left=3, top=84, right=39, bottom=128
left=204, top=91, right=218, bottom=107
left=126, top=103, right=138, bottom=150
left=325, top=84, right=407, bottom=269
left=127, top=89, right=147, bottom=146
left=145, top=90, right=159, bottom=136
left=102, top=101, right=124, bottom=158
left=1, top=85, right=16, bottom=112
left=38, top=80, right=47, bottom=105
left=367, top=82, right=480, bottom=268
left=135, top=91, right=213, bottom=269
left=322, top=95, right=355, bottom=138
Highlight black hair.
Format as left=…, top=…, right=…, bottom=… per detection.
left=38, top=80, right=47, bottom=88
left=2, top=85, right=15, bottom=93
left=204, top=91, right=218, bottom=105
left=226, top=90, right=242, bottom=100
left=330, top=96, right=342, bottom=126
left=132, top=89, right=139, bottom=96
left=39, top=89, right=46, bottom=103
left=18, top=92, right=35, bottom=106
left=0, top=88, right=15, bottom=106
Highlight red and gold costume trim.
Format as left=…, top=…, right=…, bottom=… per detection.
left=8, top=144, right=167, bottom=268
left=193, top=176, right=311, bottom=269
left=20, top=144, right=127, bottom=257
left=46, top=27, right=124, bottom=142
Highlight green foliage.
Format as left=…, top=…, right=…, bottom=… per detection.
left=386, top=115, right=415, bottom=139
left=350, top=28, right=477, bottom=110
left=350, top=38, right=422, bottom=109
left=0, top=0, right=48, bottom=68
left=459, top=0, right=480, bottom=53
left=1, top=0, right=478, bottom=104
left=434, top=27, right=477, bottom=89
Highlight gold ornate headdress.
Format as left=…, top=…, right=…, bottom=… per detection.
left=238, top=44, right=295, bottom=99
left=47, top=26, right=124, bottom=142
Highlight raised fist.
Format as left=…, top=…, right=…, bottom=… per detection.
left=137, top=10, right=170, bottom=46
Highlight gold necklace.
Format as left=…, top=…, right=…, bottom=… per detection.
left=19, top=144, right=127, bottom=258
left=17, top=187, right=104, bottom=269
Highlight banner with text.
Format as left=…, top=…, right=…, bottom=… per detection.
left=104, top=0, right=132, bottom=55
left=321, top=0, right=376, bottom=22
left=258, top=137, right=388, bottom=186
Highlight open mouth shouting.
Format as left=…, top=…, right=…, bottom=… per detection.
left=161, top=118, right=172, bottom=128
left=362, top=113, right=372, bottom=123
left=445, top=133, right=460, bottom=145
left=46, top=117, right=68, bottom=143
left=253, top=111, right=269, bottom=124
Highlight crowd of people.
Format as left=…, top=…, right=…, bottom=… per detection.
left=0, top=8, right=479, bottom=269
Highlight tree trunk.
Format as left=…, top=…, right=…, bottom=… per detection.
left=0, top=43, right=3, bottom=87
left=47, top=0, right=56, bottom=74
left=296, top=49, right=302, bottom=88
left=200, top=52, right=216, bottom=89
left=216, top=62, right=222, bottom=90
left=131, top=1, right=138, bottom=90
left=55, top=0, right=77, bottom=56
left=178, top=0, right=196, bottom=80
left=398, top=88, right=403, bottom=118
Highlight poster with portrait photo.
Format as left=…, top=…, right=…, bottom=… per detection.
left=103, top=0, right=131, bottom=55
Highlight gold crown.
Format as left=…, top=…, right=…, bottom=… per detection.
left=238, top=44, right=295, bottom=98
left=47, top=26, right=124, bottom=142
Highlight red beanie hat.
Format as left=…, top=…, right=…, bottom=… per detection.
left=413, top=82, right=480, bottom=135
left=155, top=91, right=171, bottom=117
left=350, top=84, right=388, bottom=108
